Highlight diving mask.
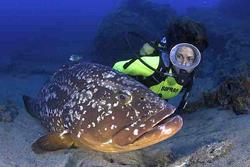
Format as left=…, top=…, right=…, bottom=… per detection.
left=170, top=43, right=201, bottom=74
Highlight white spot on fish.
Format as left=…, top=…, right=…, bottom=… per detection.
left=64, top=124, right=69, bottom=128
left=86, top=78, right=92, bottom=83
left=97, top=116, right=101, bottom=123
left=77, top=132, right=81, bottom=138
left=80, top=106, right=83, bottom=110
left=107, top=103, right=112, bottom=110
left=135, top=110, right=140, bottom=117
left=92, top=103, right=97, bottom=108
left=159, top=126, right=173, bottom=135
left=86, top=90, right=93, bottom=99
left=126, top=112, right=130, bottom=117
left=93, top=88, right=98, bottom=93
left=111, top=125, right=116, bottom=130
left=105, top=110, right=112, bottom=116
left=103, top=139, right=113, bottom=144
left=133, top=129, right=139, bottom=136
left=100, top=100, right=106, bottom=105
left=113, top=101, right=119, bottom=107
left=140, top=124, right=145, bottom=128
left=60, top=130, right=68, bottom=137
left=102, top=72, right=116, bottom=79
left=131, top=122, right=137, bottom=127
left=74, top=111, right=81, bottom=120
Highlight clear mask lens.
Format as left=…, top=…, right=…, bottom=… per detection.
left=170, top=43, right=201, bottom=73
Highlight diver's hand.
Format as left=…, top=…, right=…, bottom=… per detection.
left=175, top=101, right=188, bottom=115
left=140, top=43, right=155, bottom=55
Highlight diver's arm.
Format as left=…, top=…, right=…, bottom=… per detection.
left=177, top=90, right=190, bottom=111
left=113, top=56, right=159, bottom=77
left=113, top=42, right=160, bottom=77
left=176, top=76, right=194, bottom=114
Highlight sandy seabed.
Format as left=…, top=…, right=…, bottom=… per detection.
left=0, top=74, right=250, bottom=167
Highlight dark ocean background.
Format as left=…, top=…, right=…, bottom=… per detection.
left=0, top=0, right=219, bottom=64
left=1, top=0, right=249, bottom=78
left=1, top=0, right=249, bottom=100
left=0, top=1, right=250, bottom=167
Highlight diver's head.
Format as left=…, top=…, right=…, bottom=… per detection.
left=170, top=43, right=201, bottom=74
left=165, top=17, right=208, bottom=53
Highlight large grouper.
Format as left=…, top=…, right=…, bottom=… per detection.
left=23, top=62, right=183, bottom=153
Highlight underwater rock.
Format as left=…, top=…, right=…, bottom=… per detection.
left=64, top=149, right=144, bottom=167
left=169, top=140, right=233, bottom=167
left=0, top=100, right=19, bottom=122
left=185, top=4, right=250, bottom=92
left=92, top=0, right=176, bottom=65
left=64, top=146, right=175, bottom=167
left=206, top=76, right=250, bottom=114
left=141, top=147, right=175, bottom=167
left=186, top=76, right=250, bottom=115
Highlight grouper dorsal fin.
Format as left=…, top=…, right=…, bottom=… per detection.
left=32, top=132, right=74, bottom=154
left=23, top=95, right=40, bottom=119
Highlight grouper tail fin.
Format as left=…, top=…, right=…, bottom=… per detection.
left=23, top=95, right=40, bottom=119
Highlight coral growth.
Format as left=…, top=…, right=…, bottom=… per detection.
left=219, top=77, right=249, bottom=114
left=187, top=76, right=250, bottom=114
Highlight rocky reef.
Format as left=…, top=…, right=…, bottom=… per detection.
left=169, top=140, right=233, bottom=167
left=0, top=100, right=19, bottom=122
left=204, top=76, right=250, bottom=114
left=186, top=76, right=250, bottom=115
left=179, top=3, right=250, bottom=108
left=186, top=4, right=250, bottom=79
left=92, top=0, right=177, bottom=65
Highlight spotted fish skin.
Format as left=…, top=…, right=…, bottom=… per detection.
left=25, top=62, right=182, bottom=153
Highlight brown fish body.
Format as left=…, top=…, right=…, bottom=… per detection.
left=23, top=62, right=183, bottom=153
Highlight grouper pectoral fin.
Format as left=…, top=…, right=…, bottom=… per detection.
left=32, top=132, right=74, bottom=154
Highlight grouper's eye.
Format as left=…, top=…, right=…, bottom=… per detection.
left=116, top=90, right=132, bottom=104
left=118, top=94, right=127, bottom=100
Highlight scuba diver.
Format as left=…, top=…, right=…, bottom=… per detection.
left=113, top=18, right=208, bottom=114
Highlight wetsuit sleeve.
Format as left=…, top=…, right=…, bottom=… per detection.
left=176, top=75, right=194, bottom=113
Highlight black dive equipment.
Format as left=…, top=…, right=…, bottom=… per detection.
left=124, top=32, right=174, bottom=78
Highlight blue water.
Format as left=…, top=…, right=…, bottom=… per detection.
left=0, top=0, right=249, bottom=79
left=0, top=0, right=118, bottom=63
left=0, top=0, right=220, bottom=63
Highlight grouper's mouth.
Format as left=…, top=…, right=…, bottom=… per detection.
left=132, top=115, right=183, bottom=147
left=113, top=104, right=183, bottom=147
